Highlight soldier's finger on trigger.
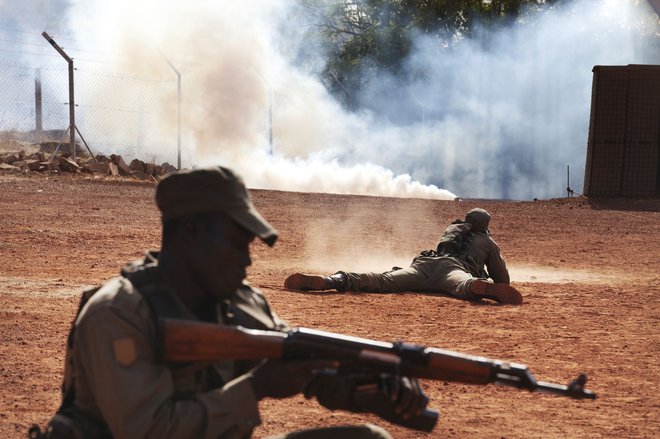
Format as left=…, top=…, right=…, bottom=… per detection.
left=412, top=379, right=429, bottom=416
left=394, top=377, right=415, bottom=417
left=389, top=375, right=401, bottom=404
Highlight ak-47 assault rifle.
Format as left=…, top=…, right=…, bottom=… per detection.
left=159, top=318, right=596, bottom=432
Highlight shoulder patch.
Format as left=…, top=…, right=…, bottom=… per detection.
left=113, top=337, right=137, bottom=366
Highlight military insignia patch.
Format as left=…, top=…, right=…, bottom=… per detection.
left=113, top=338, right=137, bottom=366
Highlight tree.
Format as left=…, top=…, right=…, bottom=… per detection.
left=297, top=0, right=562, bottom=110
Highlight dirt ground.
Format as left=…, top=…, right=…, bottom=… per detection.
left=0, top=171, right=658, bottom=438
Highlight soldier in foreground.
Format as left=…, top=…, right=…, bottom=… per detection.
left=284, top=208, right=523, bottom=305
left=33, top=167, right=429, bottom=438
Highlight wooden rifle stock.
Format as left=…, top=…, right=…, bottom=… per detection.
left=161, top=318, right=287, bottom=362
left=160, top=318, right=597, bottom=401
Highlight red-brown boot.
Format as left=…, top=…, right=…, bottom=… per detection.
left=470, top=279, right=523, bottom=305
left=284, top=273, right=334, bottom=291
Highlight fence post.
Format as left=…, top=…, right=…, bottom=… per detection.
left=42, top=31, right=76, bottom=160
left=269, top=87, right=273, bottom=156
left=162, top=53, right=182, bottom=170
left=35, top=68, right=42, bottom=134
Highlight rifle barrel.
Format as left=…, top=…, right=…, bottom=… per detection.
left=534, top=376, right=597, bottom=400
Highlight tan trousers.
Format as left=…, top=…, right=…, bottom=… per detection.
left=342, top=256, right=477, bottom=299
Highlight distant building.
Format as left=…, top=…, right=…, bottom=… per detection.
left=583, top=65, right=660, bottom=197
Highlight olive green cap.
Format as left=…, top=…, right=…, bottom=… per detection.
left=465, top=208, right=491, bottom=233
left=156, top=166, right=278, bottom=246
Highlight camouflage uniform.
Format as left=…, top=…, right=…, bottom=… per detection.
left=285, top=208, right=517, bottom=303
left=341, top=230, right=509, bottom=300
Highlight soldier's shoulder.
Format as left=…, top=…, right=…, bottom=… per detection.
left=78, top=276, right=146, bottom=320
left=482, top=233, right=502, bottom=251
left=470, top=231, right=492, bottom=243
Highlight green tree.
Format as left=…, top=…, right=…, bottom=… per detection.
left=297, top=0, right=561, bottom=109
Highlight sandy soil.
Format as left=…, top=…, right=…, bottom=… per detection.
left=0, top=171, right=658, bottom=438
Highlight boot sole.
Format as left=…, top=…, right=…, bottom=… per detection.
left=284, top=273, right=329, bottom=291
left=471, top=280, right=523, bottom=305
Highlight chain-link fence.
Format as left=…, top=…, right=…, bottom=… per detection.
left=0, top=57, right=315, bottom=168
left=0, top=60, right=69, bottom=146
left=0, top=58, right=192, bottom=168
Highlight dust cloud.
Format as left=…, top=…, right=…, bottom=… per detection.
left=295, top=200, right=445, bottom=275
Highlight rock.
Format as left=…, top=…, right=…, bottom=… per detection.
left=0, top=163, right=18, bottom=171
left=2, top=155, right=19, bottom=165
left=130, top=170, right=154, bottom=181
left=95, top=154, right=111, bottom=164
left=47, top=160, right=61, bottom=172
left=111, top=155, right=132, bottom=176
left=160, top=163, right=177, bottom=176
left=11, top=160, right=31, bottom=172
left=81, top=162, right=110, bottom=175
left=129, top=159, right=146, bottom=172
left=27, top=161, right=52, bottom=173
left=144, top=163, right=159, bottom=176
left=59, top=157, right=81, bottom=173
left=26, top=160, right=44, bottom=172
left=0, top=149, right=187, bottom=178
left=108, top=162, right=120, bottom=177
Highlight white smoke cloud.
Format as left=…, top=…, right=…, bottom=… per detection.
left=63, top=0, right=459, bottom=200
left=331, top=0, right=660, bottom=199
left=0, top=0, right=73, bottom=44
left=1, top=0, right=657, bottom=200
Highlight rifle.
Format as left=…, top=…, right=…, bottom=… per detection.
left=159, top=318, right=596, bottom=432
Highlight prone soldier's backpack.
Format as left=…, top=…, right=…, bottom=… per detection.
left=414, top=220, right=474, bottom=263
left=435, top=220, right=474, bottom=258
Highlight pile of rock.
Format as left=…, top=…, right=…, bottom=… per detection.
left=0, top=150, right=179, bottom=181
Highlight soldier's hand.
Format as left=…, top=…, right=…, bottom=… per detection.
left=249, top=359, right=339, bottom=400
left=370, top=375, right=429, bottom=421
left=305, top=371, right=430, bottom=427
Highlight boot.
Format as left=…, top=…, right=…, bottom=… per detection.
left=470, top=279, right=523, bottom=305
left=284, top=272, right=347, bottom=291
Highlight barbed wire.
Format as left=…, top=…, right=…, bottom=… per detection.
left=0, top=47, right=61, bottom=59
left=0, top=36, right=54, bottom=49
left=75, top=66, right=176, bottom=83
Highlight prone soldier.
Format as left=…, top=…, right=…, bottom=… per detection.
left=284, top=208, right=523, bottom=305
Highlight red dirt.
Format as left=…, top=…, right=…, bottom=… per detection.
left=1, top=171, right=658, bottom=438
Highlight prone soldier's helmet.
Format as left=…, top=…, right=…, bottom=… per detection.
left=465, top=208, right=491, bottom=233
